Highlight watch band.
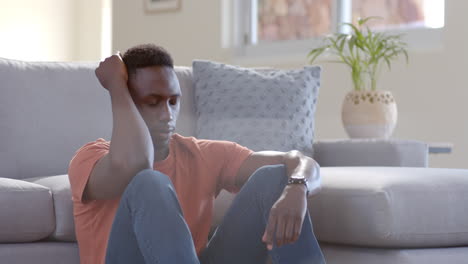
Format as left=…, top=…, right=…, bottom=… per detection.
left=287, top=178, right=309, bottom=195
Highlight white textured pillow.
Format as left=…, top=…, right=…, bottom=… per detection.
left=193, top=60, right=321, bottom=156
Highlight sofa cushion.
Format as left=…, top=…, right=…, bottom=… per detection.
left=309, top=167, right=468, bottom=247
left=0, top=242, right=79, bottom=264
left=320, top=243, right=468, bottom=264
left=25, top=175, right=76, bottom=242
left=0, top=57, right=112, bottom=180
left=313, top=139, right=429, bottom=167
left=192, top=60, right=321, bottom=156
left=0, top=178, right=55, bottom=242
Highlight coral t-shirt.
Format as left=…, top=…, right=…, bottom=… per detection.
left=68, top=134, right=253, bottom=264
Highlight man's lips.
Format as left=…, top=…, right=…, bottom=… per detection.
left=153, top=127, right=175, bottom=133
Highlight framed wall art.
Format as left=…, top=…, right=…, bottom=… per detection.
left=145, top=0, right=181, bottom=13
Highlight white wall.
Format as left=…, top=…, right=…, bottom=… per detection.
left=112, top=1, right=227, bottom=65
left=76, top=0, right=106, bottom=61
left=0, top=0, right=78, bottom=61
left=0, top=0, right=105, bottom=61
left=118, top=1, right=468, bottom=169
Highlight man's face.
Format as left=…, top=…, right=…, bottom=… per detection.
left=128, top=66, right=181, bottom=145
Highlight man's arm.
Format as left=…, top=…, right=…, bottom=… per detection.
left=235, top=150, right=321, bottom=249
left=83, top=54, right=154, bottom=201
left=235, top=150, right=321, bottom=196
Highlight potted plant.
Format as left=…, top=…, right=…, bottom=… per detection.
left=308, top=17, right=408, bottom=139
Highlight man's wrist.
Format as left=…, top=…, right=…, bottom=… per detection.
left=284, top=183, right=308, bottom=196
left=108, top=80, right=129, bottom=93
left=287, top=177, right=309, bottom=195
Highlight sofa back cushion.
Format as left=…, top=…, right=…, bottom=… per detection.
left=0, top=58, right=111, bottom=179
left=0, top=58, right=195, bottom=179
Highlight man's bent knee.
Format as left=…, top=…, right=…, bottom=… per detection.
left=247, top=164, right=287, bottom=185
left=245, top=164, right=288, bottom=195
left=123, top=169, right=172, bottom=196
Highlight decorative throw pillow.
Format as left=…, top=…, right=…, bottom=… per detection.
left=192, top=60, right=321, bottom=157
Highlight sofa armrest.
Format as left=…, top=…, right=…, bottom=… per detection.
left=0, top=178, right=54, bottom=242
left=312, top=139, right=428, bottom=167
left=24, top=175, right=76, bottom=242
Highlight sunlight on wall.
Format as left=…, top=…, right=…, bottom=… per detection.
left=0, top=0, right=76, bottom=61
left=101, top=0, right=113, bottom=59
left=0, top=0, right=110, bottom=62
left=0, top=23, right=44, bottom=61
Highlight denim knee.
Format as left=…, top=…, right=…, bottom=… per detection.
left=122, top=169, right=174, bottom=201
left=246, top=164, right=288, bottom=195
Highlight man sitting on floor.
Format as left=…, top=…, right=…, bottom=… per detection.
left=68, top=44, right=326, bottom=264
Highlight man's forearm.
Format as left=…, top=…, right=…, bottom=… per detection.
left=108, top=84, right=154, bottom=170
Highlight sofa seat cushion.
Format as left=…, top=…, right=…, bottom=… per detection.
left=320, top=242, right=468, bottom=264
left=0, top=242, right=79, bottom=264
left=309, top=167, right=468, bottom=248
left=0, top=178, right=55, bottom=242
left=25, top=175, right=76, bottom=242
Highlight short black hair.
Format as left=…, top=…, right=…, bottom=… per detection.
left=122, top=44, right=174, bottom=77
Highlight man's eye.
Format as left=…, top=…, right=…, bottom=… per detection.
left=170, top=99, right=178, bottom=105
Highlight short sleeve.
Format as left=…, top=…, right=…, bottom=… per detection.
left=218, top=142, right=253, bottom=194
left=68, top=138, right=110, bottom=203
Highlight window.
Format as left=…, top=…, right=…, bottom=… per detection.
left=232, top=0, right=444, bottom=60
left=351, top=0, right=444, bottom=30
left=257, top=0, right=333, bottom=42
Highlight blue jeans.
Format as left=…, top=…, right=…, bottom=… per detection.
left=105, top=165, right=325, bottom=264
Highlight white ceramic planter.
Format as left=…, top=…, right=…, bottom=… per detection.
left=341, top=90, right=397, bottom=139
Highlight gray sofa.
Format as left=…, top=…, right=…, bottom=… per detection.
left=1, top=57, right=467, bottom=264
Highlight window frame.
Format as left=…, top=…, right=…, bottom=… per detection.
left=229, top=0, right=445, bottom=64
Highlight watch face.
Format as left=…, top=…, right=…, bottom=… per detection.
left=288, top=178, right=306, bottom=184
left=290, top=177, right=306, bottom=182
left=291, top=177, right=306, bottom=180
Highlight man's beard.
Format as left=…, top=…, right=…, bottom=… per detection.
left=151, top=132, right=172, bottom=147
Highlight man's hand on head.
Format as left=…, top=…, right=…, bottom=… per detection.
left=95, top=52, right=129, bottom=91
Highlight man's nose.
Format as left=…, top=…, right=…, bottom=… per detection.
left=159, top=101, right=173, bottom=122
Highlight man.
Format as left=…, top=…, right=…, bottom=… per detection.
left=68, top=44, right=325, bottom=264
